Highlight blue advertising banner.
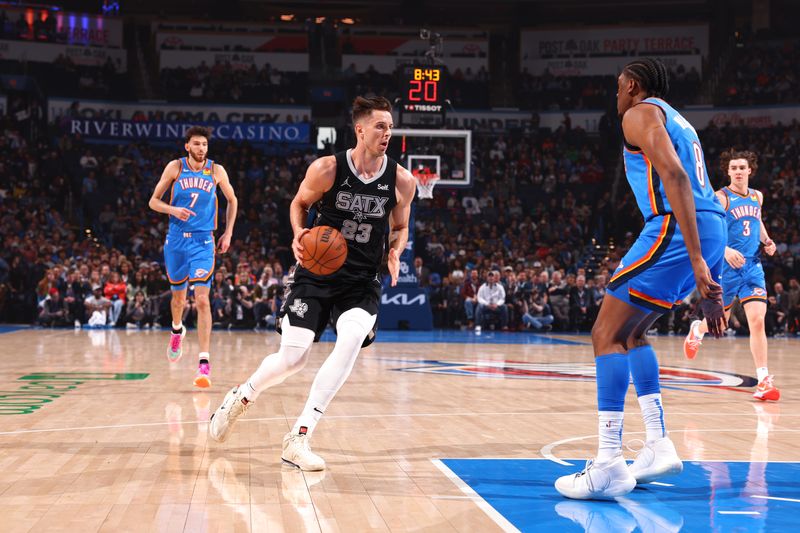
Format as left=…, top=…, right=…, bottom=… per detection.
left=64, top=119, right=310, bottom=143
left=378, top=287, right=433, bottom=330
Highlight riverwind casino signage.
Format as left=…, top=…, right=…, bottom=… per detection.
left=49, top=98, right=310, bottom=144
left=65, top=119, right=309, bottom=143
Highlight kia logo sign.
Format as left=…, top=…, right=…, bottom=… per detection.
left=381, top=293, right=427, bottom=306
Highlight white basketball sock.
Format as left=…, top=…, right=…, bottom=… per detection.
left=244, top=317, right=314, bottom=402
left=292, top=308, right=376, bottom=437
left=638, top=393, right=666, bottom=442
left=597, top=411, right=624, bottom=463
left=757, top=367, right=769, bottom=383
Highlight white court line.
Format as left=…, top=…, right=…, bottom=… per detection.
left=2, top=410, right=800, bottom=438
left=540, top=429, right=800, bottom=466
left=648, top=482, right=675, bottom=487
left=718, top=511, right=760, bottom=515
left=751, top=495, right=800, bottom=504
left=431, top=459, right=520, bottom=533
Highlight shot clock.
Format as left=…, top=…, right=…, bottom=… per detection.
left=399, top=64, right=447, bottom=126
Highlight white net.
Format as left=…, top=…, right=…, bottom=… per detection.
left=415, top=174, right=440, bottom=199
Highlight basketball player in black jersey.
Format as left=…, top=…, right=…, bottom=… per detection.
left=209, top=96, right=416, bottom=470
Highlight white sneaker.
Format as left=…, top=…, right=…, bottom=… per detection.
left=208, top=385, right=252, bottom=443
left=474, top=325, right=482, bottom=333
left=555, top=455, right=637, bottom=500
left=282, top=432, right=325, bottom=471
left=628, top=436, right=683, bottom=484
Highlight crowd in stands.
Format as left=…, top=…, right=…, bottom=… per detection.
left=160, top=62, right=309, bottom=105
left=720, top=38, right=800, bottom=106
left=517, top=64, right=702, bottom=111
left=1, top=106, right=799, bottom=335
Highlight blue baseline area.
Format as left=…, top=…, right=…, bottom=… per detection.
left=318, top=329, right=585, bottom=345
left=441, top=458, right=800, bottom=532
left=0, top=325, right=29, bottom=335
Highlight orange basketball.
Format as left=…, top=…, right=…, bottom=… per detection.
left=300, top=226, right=348, bottom=276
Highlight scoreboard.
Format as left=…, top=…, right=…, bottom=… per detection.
left=399, top=64, right=447, bottom=126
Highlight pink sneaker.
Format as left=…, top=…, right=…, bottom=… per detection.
left=167, top=325, right=186, bottom=362
left=194, top=362, right=211, bottom=388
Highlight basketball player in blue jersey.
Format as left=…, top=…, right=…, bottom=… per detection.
left=149, top=126, right=238, bottom=388
left=208, top=96, right=416, bottom=471
left=555, top=58, right=728, bottom=500
left=684, top=149, right=779, bottom=401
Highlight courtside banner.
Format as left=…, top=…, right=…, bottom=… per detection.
left=63, top=118, right=310, bottom=143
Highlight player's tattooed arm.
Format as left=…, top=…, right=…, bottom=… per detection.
left=290, top=156, right=336, bottom=264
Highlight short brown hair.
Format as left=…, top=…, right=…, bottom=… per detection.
left=352, top=96, right=392, bottom=123
left=719, top=148, right=758, bottom=175
left=185, top=125, right=211, bottom=143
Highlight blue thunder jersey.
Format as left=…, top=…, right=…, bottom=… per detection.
left=723, top=187, right=762, bottom=258
left=623, top=97, right=724, bottom=221
left=169, top=157, right=217, bottom=233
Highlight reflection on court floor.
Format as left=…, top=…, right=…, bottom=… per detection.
left=438, top=458, right=800, bottom=532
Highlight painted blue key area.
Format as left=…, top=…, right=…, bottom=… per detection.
left=319, top=329, right=585, bottom=345
left=441, top=458, right=800, bottom=532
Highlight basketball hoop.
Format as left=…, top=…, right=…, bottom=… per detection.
left=414, top=173, right=439, bottom=199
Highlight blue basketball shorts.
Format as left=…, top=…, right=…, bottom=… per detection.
left=164, top=230, right=215, bottom=291
left=721, top=258, right=767, bottom=310
left=607, top=212, right=727, bottom=313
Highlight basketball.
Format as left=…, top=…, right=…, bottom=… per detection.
left=300, top=226, right=348, bottom=275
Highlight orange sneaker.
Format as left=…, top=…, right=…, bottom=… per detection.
left=753, top=375, right=780, bottom=402
left=683, top=320, right=703, bottom=360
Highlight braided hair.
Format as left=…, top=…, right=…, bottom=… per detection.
left=623, top=58, right=670, bottom=98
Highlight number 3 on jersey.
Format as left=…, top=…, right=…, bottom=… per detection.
left=341, top=220, right=372, bottom=243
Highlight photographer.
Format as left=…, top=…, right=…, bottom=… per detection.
left=521, top=288, right=554, bottom=331
left=229, top=285, right=255, bottom=329
left=38, top=288, right=70, bottom=326
left=125, top=290, right=153, bottom=329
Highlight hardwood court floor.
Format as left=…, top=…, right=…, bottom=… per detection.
left=0, top=326, right=798, bottom=532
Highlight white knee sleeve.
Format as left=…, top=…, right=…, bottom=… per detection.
left=246, top=316, right=315, bottom=396
left=335, top=307, right=377, bottom=343
left=277, top=315, right=315, bottom=371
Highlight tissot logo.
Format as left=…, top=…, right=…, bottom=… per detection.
left=381, top=293, right=427, bottom=306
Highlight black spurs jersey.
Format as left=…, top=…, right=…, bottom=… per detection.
left=296, top=148, right=398, bottom=283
